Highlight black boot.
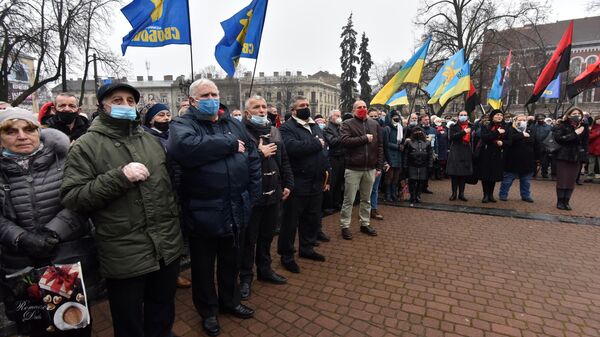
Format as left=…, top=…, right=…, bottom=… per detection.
left=409, top=180, right=417, bottom=204
left=384, top=184, right=393, bottom=202
left=556, top=188, right=567, bottom=210
left=449, top=177, right=458, bottom=201
left=391, top=183, right=399, bottom=201
left=458, top=178, right=468, bottom=201
left=564, top=189, right=573, bottom=210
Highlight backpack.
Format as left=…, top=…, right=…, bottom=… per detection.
left=542, top=131, right=560, bottom=153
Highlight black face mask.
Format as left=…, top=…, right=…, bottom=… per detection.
left=392, top=117, right=400, bottom=123
left=153, top=121, right=170, bottom=132
left=296, top=107, right=311, bottom=120
left=57, top=111, right=77, bottom=124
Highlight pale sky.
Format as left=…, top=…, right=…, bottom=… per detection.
left=103, top=0, right=592, bottom=80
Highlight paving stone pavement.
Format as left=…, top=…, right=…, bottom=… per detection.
left=84, top=179, right=600, bottom=337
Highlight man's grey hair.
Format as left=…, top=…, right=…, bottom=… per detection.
left=290, top=96, right=307, bottom=111
left=244, top=95, right=266, bottom=110
left=329, top=109, right=341, bottom=121
left=189, top=79, right=218, bottom=97
left=54, top=92, right=78, bottom=104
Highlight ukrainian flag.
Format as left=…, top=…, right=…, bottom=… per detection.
left=386, top=90, right=409, bottom=106
left=370, top=37, right=431, bottom=105
left=487, top=63, right=503, bottom=110
left=425, top=49, right=464, bottom=104
left=439, top=61, right=471, bottom=107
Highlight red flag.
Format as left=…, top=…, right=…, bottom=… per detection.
left=465, top=81, right=481, bottom=113
left=567, top=54, right=600, bottom=99
left=526, top=21, right=573, bottom=105
left=501, top=49, right=512, bottom=98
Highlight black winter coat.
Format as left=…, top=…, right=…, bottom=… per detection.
left=553, top=121, right=588, bottom=163
left=446, top=122, right=473, bottom=177
left=477, top=122, right=507, bottom=182
left=142, top=125, right=169, bottom=150
left=503, top=126, right=536, bottom=175
left=168, top=110, right=262, bottom=240
left=244, top=120, right=294, bottom=206
left=0, top=129, right=92, bottom=273
left=403, top=139, right=433, bottom=180
left=280, top=117, right=330, bottom=197
left=46, top=114, right=91, bottom=141
left=324, top=122, right=344, bottom=158
left=435, top=126, right=449, bottom=161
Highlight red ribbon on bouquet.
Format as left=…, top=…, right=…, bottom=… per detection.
left=44, top=266, right=78, bottom=295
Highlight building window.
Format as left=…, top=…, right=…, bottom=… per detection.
left=298, top=91, right=304, bottom=97
left=508, top=89, right=518, bottom=105
left=311, top=91, right=316, bottom=102
left=569, top=58, right=583, bottom=79
left=277, top=92, right=282, bottom=101
left=266, top=92, right=272, bottom=101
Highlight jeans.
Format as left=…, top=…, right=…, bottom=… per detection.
left=499, top=172, right=533, bottom=199
left=370, top=174, right=382, bottom=210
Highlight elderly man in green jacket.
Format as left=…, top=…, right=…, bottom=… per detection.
left=61, top=83, right=184, bottom=337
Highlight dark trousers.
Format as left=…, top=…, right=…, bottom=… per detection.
left=481, top=180, right=496, bottom=197
left=450, top=176, right=466, bottom=196
left=540, top=152, right=553, bottom=176
left=105, top=258, right=179, bottom=337
left=328, top=156, right=345, bottom=209
left=278, top=193, right=322, bottom=261
left=189, top=235, right=241, bottom=318
left=408, top=179, right=424, bottom=201
left=240, top=203, right=279, bottom=283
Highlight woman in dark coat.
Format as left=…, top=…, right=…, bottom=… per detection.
left=553, top=107, right=588, bottom=210
left=477, top=109, right=507, bottom=203
left=446, top=110, right=473, bottom=201
left=0, top=108, right=94, bottom=337
left=498, top=114, right=536, bottom=202
left=403, top=127, right=433, bottom=204
left=383, top=110, right=403, bottom=201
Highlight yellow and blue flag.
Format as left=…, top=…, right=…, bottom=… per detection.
left=386, top=90, right=409, bottom=106
left=215, top=0, right=268, bottom=77
left=487, top=63, right=503, bottom=109
left=370, top=37, right=431, bottom=105
left=541, top=73, right=561, bottom=99
left=439, top=61, right=471, bottom=107
left=121, top=0, right=191, bottom=55
left=425, top=49, right=464, bottom=104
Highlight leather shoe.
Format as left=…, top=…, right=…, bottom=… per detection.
left=221, top=304, right=254, bottom=319
left=240, top=282, right=250, bottom=301
left=521, top=197, right=534, bottom=203
left=202, top=316, right=220, bottom=336
left=360, top=225, right=378, bottom=236
left=458, top=195, right=468, bottom=201
left=422, top=189, right=433, bottom=194
left=281, top=259, right=300, bottom=273
left=370, top=209, right=384, bottom=220
left=317, top=231, right=331, bottom=242
left=341, top=228, right=353, bottom=240
left=310, top=241, right=320, bottom=247
left=299, top=251, right=326, bottom=262
left=257, top=272, right=287, bottom=284
left=449, top=194, right=457, bottom=201
left=176, top=276, right=192, bottom=288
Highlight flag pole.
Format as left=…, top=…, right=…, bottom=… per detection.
left=554, top=71, right=570, bottom=118
left=248, top=59, right=259, bottom=97
left=247, top=0, right=270, bottom=98
left=185, top=0, right=194, bottom=81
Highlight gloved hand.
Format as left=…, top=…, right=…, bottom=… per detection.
left=122, top=162, right=150, bottom=182
left=17, top=231, right=60, bottom=258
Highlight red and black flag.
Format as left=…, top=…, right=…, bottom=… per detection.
left=567, top=54, right=600, bottom=99
left=526, top=21, right=573, bottom=105
left=465, top=81, right=481, bottom=113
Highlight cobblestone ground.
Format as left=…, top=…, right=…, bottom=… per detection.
left=87, top=179, right=600, bottom=337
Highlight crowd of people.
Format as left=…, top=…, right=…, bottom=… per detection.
left=0, top=78, right=598, bottom=337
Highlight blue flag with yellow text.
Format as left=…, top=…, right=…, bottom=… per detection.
left=541, top=73, right=561, bottom=99
left=215, top=0, right=269, bottom=77
left=121, top=0, right=191, bottom=55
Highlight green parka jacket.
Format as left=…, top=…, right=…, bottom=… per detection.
left=60, top=112, right=183, bottom=279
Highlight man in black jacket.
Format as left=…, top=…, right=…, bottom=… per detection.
left=239, top=96, right=293, bottom=301
left=168, top=79, right=262, bottom=337
left=324, top=110, right=344, bottom=211
left=277, top=96, right=330, bottom=274
left=46, top=92, right=90, bottom=142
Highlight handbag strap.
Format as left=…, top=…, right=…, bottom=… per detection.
left=0, top=169, right=17, bottom=220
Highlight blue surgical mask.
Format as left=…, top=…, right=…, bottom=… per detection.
left=458, top=115, right=468, bottom=123
left=250, top=115, right=269, bottom=125
left=196, top=98, right=220, bottom=115
left=319, top=123, right=326, bottom=130
left=110, top=105, right=137, bottom=121
left=409, top=121, right=417, bottom=126
left=233, top=115, right=243, bottom=122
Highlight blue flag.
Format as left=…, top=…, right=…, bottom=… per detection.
left=121, top=0, right=191, bottom=55
left=541, top=73, right=561, bottom=99
left=215, top=0, right=269, bottom=77
left=425, top=49, right=464, bottom=104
